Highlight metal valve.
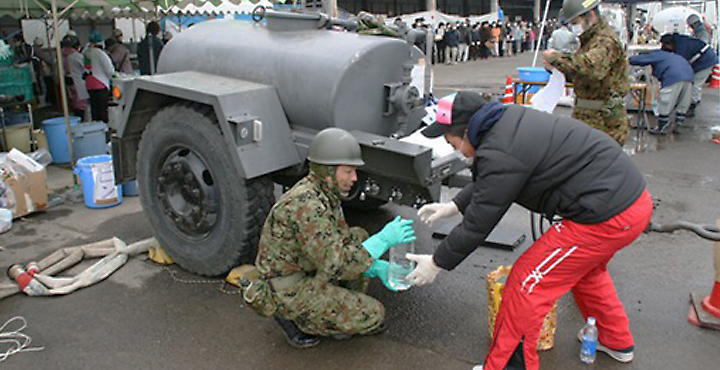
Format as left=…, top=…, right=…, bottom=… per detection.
left=413, top=196, right=427, bottom=209
left=388, top=188, right=403, bottom=203
left=359, top=180, right=380, bottom=202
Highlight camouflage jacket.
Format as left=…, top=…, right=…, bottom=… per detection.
left=546, top=18, right=630, bottom=100
left=255, top=171, right=373, bottom=283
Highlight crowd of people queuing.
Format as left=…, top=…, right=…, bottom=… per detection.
left=7, top=21, right=170, bottom=123
left=404, top=17, right=565, bottom=64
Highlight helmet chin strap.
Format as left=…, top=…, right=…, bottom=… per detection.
left=309, top=162, right=342, bottom=197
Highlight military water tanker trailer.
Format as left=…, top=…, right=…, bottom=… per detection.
left=110, top=11, right=467, bottom=276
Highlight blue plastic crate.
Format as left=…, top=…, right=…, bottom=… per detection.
left=517, top=67, right=550, bottom=82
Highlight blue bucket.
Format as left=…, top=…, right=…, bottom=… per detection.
left=72, top=122, right=108, bottom=160
left=122, top=180, right=139, bottom=197
left=74, top=155, right=123, bottom=209
left=42, top=116, right=81, bottom=164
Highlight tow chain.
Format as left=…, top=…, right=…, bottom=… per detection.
left=646, top=221, right=720, bottom=241
left=159, top=264, right=242, bottom=295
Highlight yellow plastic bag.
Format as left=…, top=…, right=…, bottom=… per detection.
left=487, top=265, right=557, bottom=351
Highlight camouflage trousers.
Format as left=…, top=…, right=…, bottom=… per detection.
left=273, top=275, right=385, bottom=336
left=572, top=106, right=630, bottom=145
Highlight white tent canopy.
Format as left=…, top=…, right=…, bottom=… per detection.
left=162, top=0, right=272, bottom=15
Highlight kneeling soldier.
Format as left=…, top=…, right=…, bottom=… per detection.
left=256, top=128, right=415, bottom=348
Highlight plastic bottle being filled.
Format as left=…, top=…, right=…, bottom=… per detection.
left=388, top=241, right=416, bottom=291
left=579, top=316, right=598, bottom=364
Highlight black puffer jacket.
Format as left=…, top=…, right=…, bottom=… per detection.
left=434, top=105, right=646, bottom=270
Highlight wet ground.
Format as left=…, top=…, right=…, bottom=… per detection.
left=0, top=52, right=718, bottom=370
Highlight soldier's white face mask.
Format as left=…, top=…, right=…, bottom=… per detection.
left=570, top=23, right=584, bottom=36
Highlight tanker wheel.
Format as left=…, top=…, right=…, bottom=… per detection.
left=137, top=104, right=275, bottom=276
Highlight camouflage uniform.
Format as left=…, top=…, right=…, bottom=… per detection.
left=546, top=18, right=631, bottom=145
left=255, top=171, right=384, bottom=336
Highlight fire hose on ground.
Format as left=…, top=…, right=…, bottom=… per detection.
left=646, top=221, right=720, bottom=241
left=0, top=237, right=161, bottom=299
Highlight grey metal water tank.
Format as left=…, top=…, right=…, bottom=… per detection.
left=157, top=18, right=418, bottom=136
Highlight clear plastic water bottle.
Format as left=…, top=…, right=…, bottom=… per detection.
left=580, top=316, right=598, bottom=364
left=388, top=241, right=416, bottom=291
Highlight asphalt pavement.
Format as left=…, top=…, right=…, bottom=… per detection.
left=0, top=52, right=719, bottom=370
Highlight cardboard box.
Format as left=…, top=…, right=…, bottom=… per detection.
left=1, top=149, right=48, bottom=219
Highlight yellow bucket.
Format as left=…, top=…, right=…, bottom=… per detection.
left=487, top=265, right=558, bottom=351
left=0, top=125, right=31, bottom=152
left=32, top=129, right=49, bottom=152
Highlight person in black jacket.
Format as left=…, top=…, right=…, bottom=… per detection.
left=663, top=33, right=718, bottom=117
left=406, top=92, right=653, bottom=370
left=445, top=23, right=460, bottom=64
left=137, top=21, right=164, bottom=75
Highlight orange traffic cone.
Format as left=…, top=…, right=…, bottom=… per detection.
left=702, top=282, right=720, bottom=319
left=502, top=75, right=514, bottom=104
left=689, top=219, right=720, bottom=330
left=710, top=64, right=720, bottom=89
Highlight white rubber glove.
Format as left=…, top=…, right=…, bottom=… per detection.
left=417, top=202, right=460, bottom=226
left=406, top=254, right=442, bottom=286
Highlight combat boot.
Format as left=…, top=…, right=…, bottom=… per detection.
left=686, top=102, right=696, bottom=118
left=274, top=316, right=320, bottom=349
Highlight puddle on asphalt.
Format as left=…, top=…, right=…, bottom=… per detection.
left=624, top=130, right=659, bottom=155
left=623, top=122, right=719, bottom=155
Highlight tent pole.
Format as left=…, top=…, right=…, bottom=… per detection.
left=50, top=0, right=75, bottom=170
left=532, top=0, right=552, bottom=67
left=426, top=0, right=436, bottom=99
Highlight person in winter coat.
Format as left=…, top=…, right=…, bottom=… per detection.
left=407, top=91, right=652, bottom=370
left=686, top=14, right=710, bottom=44
left=663, top=33, right=718, bottom=117
left=105, top=28, right=133, bottom=75
left=84, top=31, right=115, bottom=122
left=629, top=37, right=694, bottom=135
left=445, top=23, right=460, bottom=64
left=61, top=34, right=88, bottom=118
left=458, top=20, right=472, bottom=62
left=137, top=21, right=164, bottom=75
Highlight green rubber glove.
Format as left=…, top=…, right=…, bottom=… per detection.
left=362, top=216, right=416, bottom=259
left=363, top=259, right=399, bottom=292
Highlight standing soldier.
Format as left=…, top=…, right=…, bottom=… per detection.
left=255, top=128, right=416, bottom=348
left=543, top=0, right=631, bottom=145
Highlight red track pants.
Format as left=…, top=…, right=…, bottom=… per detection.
left=484, top=190, right=653, bottom=370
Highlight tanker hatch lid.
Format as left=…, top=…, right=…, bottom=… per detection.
left=265, top=10, right=329, bottom=32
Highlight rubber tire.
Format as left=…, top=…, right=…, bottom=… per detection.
left=137, top=104, right=274, bottom=276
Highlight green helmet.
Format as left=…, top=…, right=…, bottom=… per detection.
left=307, top=128, right=365, bottom=166
left=561, top=0, right=601, bottom=23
